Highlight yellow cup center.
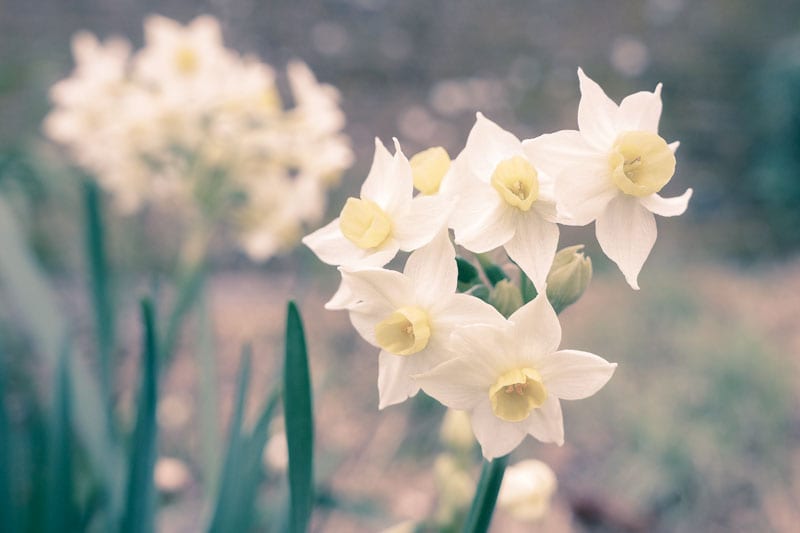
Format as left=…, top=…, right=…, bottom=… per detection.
left=374, top=306, right=431, bottom=356
left=609, top=131, right=676, bottom=197
left=410, top=146, right=451, bottom=195
left=174, top=46, right=199, bottom=75
left=489, top=368, right=547, bottom=422
left=339, top=197, right=393, bottom=249
left=491, top=156, right=539, bottom=211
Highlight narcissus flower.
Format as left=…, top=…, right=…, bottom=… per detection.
left=330, top=230, right=506, bottom=408
left=448, top=113, right=561, bottom=292
left=523, top=69, right=692, bottom=289
left=415, top=294, right=616, bottom=459
left=303, top=138, right=449, bottom=269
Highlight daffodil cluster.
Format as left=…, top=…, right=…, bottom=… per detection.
left=45, top=15, right=352, bottom=260
left=304, top=69, right=691, bottom=459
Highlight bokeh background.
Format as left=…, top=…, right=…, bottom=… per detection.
left=2, top=0, right=800, bottom=531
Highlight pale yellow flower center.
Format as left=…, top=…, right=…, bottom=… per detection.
left=410, top=146, right=451, bottom=195
left=491, top=156, right=539, bottom=211
left=489, top=368, right=547, bottom=422
left=339, top=197, right=392, bottom=249
left=374, top=306, right=431, bottom=356
left=609, top=131, right=676, bottom=197
left=174, top=46, right=199, bottom=75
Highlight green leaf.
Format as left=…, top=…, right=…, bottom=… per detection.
left=461, top=455, right=509, bottom=533
left=0, top=348, right=13, bottom=533
left=83, top=181, right=116, bottom=414
left=519, top=270, right=538, bottom=303
left=0, top=196, right=124, bottom=518
left=456, top=257, right=479, bottom=285
left=284, top=301, right=314, bottom=533
left=45, top=344, right=74, bottom=533
left=121, top=300, right=159, bottom=533
left=475, top=254, right=508, bottom=287
left=160, top=260, right=206, bottom=362
left=195, top=292, right=221, bottom=498
left=208, top=346, right=252, bottom=533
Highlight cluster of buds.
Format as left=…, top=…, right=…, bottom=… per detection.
left=45, top=15, right=352, bottom=260
left=305, top=69, right=691, bottom=462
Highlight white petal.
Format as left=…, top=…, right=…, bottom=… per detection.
left=464, top=112, right=523, bottom=181
left=471, top=401, right=528, bottom=459
left=341, top=268, right=414, bottom=321
left=360, top=138, right=413, bottom=214
left=508, top=294, right=562, bottom=358
left=403, top=229, right=457, bottom=306
left=669, top=141, right=680, bottom=153
left=577, top=68, right=619, bottom=150
left=595, top=195, right=657, bottom=290
left=525, top=395, right=564, bottom=446
left=503, top=212, right=560, bottom=293
left=538, top=350, right=617, bottom=400
left=431, top=293, right=507, bottom=331
left=378, top=351, right=421, bottom=409
left=617, top=84, right=663, bottom=133
left=555, top=168, right=618, bottom=226
left=393, top=194, right=451, bottom=252
left=522, top=130, right=606, bottom=179
left=414, top=357, right=489, bottom=411
left=452, top=182, right=516, bottom=253
left=302, top=218, right=399, bottom=268
left=324, top=276, right=355, bottom=310
left=639, top=188, right=693, bottom=217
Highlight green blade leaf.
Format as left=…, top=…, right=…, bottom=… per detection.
left=0, top=196, right=124, bottom=518
left=121, top=300, right=159, bottom=533
left=456, top=256, right=479, bottom=285
left=83, top=181, right=116, bottom=413
left=45, top=344, right=74, bottom=533
left=160, top=260, right=206, bottom=362
left=520, top=270, right=538, bottom=303
left=0, top=348, right=13, bottom=533
left=284, top=301, right=314, bottom=533
left=208, top=346, right=252, bottom=533
left=475, top=254, right=508, bottom=287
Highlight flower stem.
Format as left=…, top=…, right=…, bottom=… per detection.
left=462, top=454, right=509, bottom=533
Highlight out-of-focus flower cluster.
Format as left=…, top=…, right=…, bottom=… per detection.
left=305, top=69, right=692, bottom=464
left=45, top=15, right=352, bottom=260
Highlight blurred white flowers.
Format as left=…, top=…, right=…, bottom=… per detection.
left=498, top=459, right=557, bottom=522
left=45, top=14, right=352, bottom=261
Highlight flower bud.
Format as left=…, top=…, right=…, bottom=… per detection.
left=439, top=409, right=474, bottom=453
left=434, top=454, right=474, bottom=524
left=410, top=146, right=450, bottom=195
left=546, top=245, right=592, bottom=313
left=498, top=459, right=557, bottom=522
left=488, top=279, right=523, bottom=317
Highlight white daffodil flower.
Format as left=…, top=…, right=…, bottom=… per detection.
left=415, top=294, right=616, bottom=459
left=329, top=230, right=507, bottom=409
left=303, top=138, right=449, bottom=269
left=448, top=113, right=561, bottom=292
left=523, top=68, right=692, bottom=289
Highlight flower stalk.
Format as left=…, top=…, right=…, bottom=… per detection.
left=462, top=455, right=509, bottom=533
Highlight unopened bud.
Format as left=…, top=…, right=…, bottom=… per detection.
left=439, top=409, right=475, bottom=452
left=498, top=459, right=557, bottom=522
left=546, top=245, right=592, bottom=314
left=410, top=146, right=450, bottom=195
left=489, top=279, right=523, bottom=317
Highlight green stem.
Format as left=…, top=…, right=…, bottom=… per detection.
left=462, top=455, right=509, bottom=533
